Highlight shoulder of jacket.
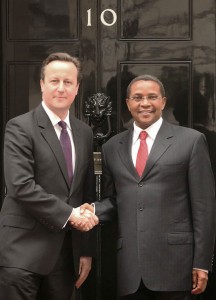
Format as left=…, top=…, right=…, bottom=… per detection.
left=103, top=129, right=130, bottom=147
left=7, top=110, right=34, bottom=126
left=170, top=122, right=202, bottom=136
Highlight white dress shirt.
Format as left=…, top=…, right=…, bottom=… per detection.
left=42, top=101, right=75, bottom=172
left=131, top=117, right=163, bottom=167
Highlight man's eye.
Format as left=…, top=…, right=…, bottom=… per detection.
left=148, top=95, right=158, bottom=100
left=133, top=96, right=142, bottom=101
left=65, top=81, right=72, bottom=85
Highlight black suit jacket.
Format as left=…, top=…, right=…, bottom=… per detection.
left=0, top=104, right=95, bottom=275
left=96, top=120, right=216, bottom=296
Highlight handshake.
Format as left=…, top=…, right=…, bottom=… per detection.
left=69, top=203, right=98, bottom=231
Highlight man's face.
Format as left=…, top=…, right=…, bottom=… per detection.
left=126, top=80, right=166, bottom=129
left=40, top=60, right=79, bottom=117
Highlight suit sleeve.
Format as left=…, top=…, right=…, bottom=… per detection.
left=189, top=133, right=216, bottom=271
left=80, top=130, right=97, bottom=256
left=95, top=144, right=118, bottom=222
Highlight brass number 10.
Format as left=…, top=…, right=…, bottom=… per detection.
left=87, top=8, right=117, bottom=26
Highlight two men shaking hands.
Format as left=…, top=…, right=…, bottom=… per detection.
left=69, top=204, right=97, bottom=232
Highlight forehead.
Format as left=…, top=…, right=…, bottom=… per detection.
left=130, top=80, right=161, bottom=93
left=44, top=60, right=77, bottom=77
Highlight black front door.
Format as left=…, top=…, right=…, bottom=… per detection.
left=1, top=1, right=216, bottom=299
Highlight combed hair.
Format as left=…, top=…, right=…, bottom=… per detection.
left=40, top=52, right=82, bottom=83
left=126, top=74, right=165, bottom=98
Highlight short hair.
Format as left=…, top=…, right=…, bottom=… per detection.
left=40, top=52, right=82, bottom=83
left=126, top=74, right=166, bottom=98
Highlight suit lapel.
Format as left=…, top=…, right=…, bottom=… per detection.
left=142, top=120, right=174, bottom=179
left=118, top=128, right=141, bottom=180
left=36, top=104, right=70, bottom=188
left=69, top=115, right=81, bottom=193
left=118, top=121, right=174, bottom=181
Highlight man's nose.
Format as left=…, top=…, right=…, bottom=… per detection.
left=57, top=81, right=64, bottom=91
left=140, top=98, right=150, bottom=105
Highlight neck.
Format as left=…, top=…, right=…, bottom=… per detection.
left=56, top=111, right=68, bottom=120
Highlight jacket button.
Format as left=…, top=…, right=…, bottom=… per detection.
left=138, top=182, right=143, bottom=187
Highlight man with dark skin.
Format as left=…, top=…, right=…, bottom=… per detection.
left=80, top=75, right=215, bottom=300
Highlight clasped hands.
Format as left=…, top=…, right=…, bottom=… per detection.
left=69, top=204, right=98, bottom=231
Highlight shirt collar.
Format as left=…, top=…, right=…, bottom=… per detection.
left=133, top=117, right=163, bottom=143
left=42, top=101, right=71, bottom=129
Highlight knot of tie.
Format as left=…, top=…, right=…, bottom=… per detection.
left=58, top=121, right=67, bottom=130
left=139, top=131, right=148, bottom=140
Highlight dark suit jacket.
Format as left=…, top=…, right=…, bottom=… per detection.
left=0, top=104, right=95, bottom=275
left=95, top=120, right=216, bottom=296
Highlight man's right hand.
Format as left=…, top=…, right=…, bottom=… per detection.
left=80, top=203, right=94, bottom=214
left=69, top=206, right=98, bottom=231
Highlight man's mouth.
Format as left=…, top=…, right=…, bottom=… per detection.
left=139, top=110, right=153, bottom=115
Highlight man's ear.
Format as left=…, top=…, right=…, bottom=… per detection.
left=40, top=79, right=44, bottom=93
left=126, top=98, right=131, bottom=112
left=75, top=83, right=80, bottom=96
left=162, top=97, right=167, bottom=110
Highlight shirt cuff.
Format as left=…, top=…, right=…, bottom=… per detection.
left=62, top=210, right=73, bottom=228
left=193, top=268, right=208, bottom=273
left=91, top=203, right=95, bottom=214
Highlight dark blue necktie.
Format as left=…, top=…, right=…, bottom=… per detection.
left=58, top=121, right=73, bottom=184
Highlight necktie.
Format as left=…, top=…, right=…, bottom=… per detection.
left=58, top=121, right=73, bottom=184
left=136, top=131, right=148, bottom=177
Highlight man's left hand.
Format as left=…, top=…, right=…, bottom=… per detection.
left=75, top=257, right=92, bottom=289
left=191, top=269, right=208, bottom=294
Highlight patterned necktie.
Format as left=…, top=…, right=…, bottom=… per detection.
left=136, top=131, right=148, bottom=177
left=58, top=121, right=73, bottom=184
